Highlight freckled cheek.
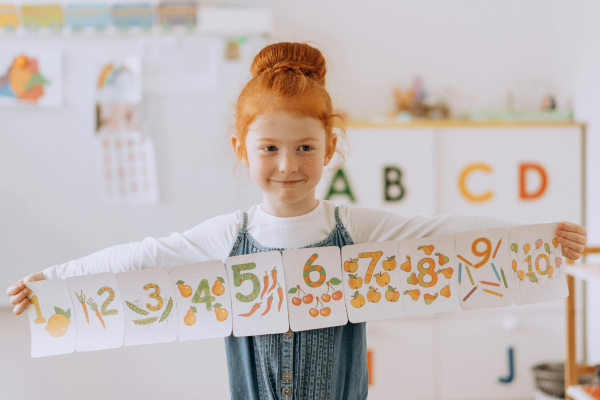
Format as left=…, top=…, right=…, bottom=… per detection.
left=300, top=157, right=323, bottom=181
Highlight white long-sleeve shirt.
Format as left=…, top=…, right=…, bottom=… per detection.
left=43, top=200, right=526, bottom=280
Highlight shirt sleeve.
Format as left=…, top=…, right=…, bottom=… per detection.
left=43, top=212, right=242, bottom=280
left=340, top=205, right=528, bottom=245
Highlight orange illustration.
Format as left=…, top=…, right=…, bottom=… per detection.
left=385, top=286, right=400, bottom=302
left=424, top=293, right=438, bottom=305
left=212, top=277, right=225, bottom=296
left=435, top=252, right=450, bottom=266
left=418, top=245, right=435, bottom=255
left=437, top=267, right=454, bottom=279
left=382, top=256, right=397, bottom=271
left=350, top=291, right=365, bottom=308
left=401, top=255, right=412, bottom=272
left=344, top=258, right=358, bottom=273
left=440, top=285, right=451, bottom=298
left=348, top=274, right=363, bottom=289
left=403, top=289, right=421, bottom=301
left=366, top=287, right=381, bottom=303
left=406, top=272, right=418, bottom=285
left=214, top=303, right=228, bottom=322
left=184, top=306, right=197, bottom=326
left=374, top=272, right=390, bottom=287
left=176, top=280, right=193, bottom=298
left=45, top=307, right=71, bottom=337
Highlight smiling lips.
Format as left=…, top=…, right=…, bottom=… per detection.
left=272, top=180, right=303, bottom=185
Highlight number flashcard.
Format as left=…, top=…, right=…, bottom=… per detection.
left=341, top=241, right=405, bottom=323
left=65, top=273, right=125, bottom=352
left=398, top=235, right=459, bottom=315
left=168, top=261, right=232, bottom=341
left=455, top=229, right=512, bottom=310
left=24, top=279, right=77, bottom=358
left=226, top=251, right=289, bottom=337
left=114, top=268, right=178, bottom=346
left=509, top=223, right=568, bottom=305
left=282, top=247, right=348, bottom=332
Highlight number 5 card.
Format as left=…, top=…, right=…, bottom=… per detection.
left=168, top=260, right=232, bottom=341
left=24, top=279, right=77, bottom=358
left=226, top=251, right=289, bottom=337
left=455, top=229, right=512, bottom=310
left=282, top=247, right=348, bottom=332
left=65, top=272, right=125, bottom=352
left=341, top=241, right=405, bottom=323
left=115, top=268, right=178, bottom=346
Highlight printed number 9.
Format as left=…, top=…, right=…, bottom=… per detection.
left=471, top=237, right=492, bottom=269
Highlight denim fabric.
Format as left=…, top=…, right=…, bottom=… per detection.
left=224, top=207, right=368, bottom=400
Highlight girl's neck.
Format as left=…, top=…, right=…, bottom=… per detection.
left=260, top=194, right=319, bottom=218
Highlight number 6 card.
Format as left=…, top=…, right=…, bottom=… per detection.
left=226, top=251, right=289, bottom=337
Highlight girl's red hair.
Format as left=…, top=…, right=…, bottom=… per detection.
left=233, top=42, right=347, bottom=165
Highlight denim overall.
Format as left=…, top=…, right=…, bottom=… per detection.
left=224, top=207, right=368, bottom=400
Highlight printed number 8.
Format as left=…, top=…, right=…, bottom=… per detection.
left=417, top=257, right=437, bottom=288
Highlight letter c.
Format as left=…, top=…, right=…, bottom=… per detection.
left=458, top=163, right=493, bottom=202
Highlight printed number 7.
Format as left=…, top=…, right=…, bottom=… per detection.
left=232, top=263, right=261, bottom=303
left=359, top=251, right=383, bottom=284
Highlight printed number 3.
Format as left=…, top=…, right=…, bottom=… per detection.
left=143, top=283, right=163, bottom=311
left=232, top=263, right=260, bottom=303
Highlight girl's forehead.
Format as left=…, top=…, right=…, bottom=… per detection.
left=248, top=111, right=326, bottom=140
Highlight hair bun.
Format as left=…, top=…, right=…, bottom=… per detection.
left=250, top=42, right=326, bottom=86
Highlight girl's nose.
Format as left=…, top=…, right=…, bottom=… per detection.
left=278, top=153, right=299, bottom=174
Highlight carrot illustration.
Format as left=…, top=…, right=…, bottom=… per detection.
left=86, top=297, right=105, bottom=329
left=261, top=294, right=274, bottom=316
left=261, top=272, right=269, bottom=299
left=238, top=302, right=261, bottom=317
left=75, top=290, right=89, bottom=324
left=277, top=283, right=283, bottom=312
left=268, top=267, right=277, bottom=293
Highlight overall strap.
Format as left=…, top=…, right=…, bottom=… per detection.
left=334, top=206, right=343, bottom=226
left=242, top=211, right=248, bottom=231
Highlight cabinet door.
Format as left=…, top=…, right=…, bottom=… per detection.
left=366, top=316, right=436, bottom=400
left=438, top=311, right=564, bottom=400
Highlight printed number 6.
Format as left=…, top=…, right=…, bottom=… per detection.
left=232, top=263, right=260, bottom=303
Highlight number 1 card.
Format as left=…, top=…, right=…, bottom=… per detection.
left=24, top=279, right=77, bottom=358
left=65, top=272, right=125, bottom=352
left=226, top=251, right=289, bottom=337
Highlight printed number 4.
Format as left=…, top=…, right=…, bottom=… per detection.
left=192, top=279, right=215, bottom=311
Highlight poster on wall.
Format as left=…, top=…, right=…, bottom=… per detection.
left=0, top=49, right=63, bottom=108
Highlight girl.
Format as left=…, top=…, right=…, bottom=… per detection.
left=7, top=42, right=587, bottom=400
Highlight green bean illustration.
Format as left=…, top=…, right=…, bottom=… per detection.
left=133, top=316, right=159, bottom=325
left=159, top=297, right=173, bottom=323
left=126, top=301, right=150, bottom=316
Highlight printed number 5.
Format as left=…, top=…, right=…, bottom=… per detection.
left=232, top=263, right=260, bottom=303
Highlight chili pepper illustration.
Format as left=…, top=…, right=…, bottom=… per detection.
left=261, top=294, right=274, bottom=316
left=238, top=302, right=261, bottom=317
left=277, top=283, right=283, bottom=312
left=261, top=272, right=269, bottom=299
left=268, top=266, right=277, bottom=294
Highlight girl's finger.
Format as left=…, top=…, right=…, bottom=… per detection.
left=9, top=288, right=30, bottom=306
left=6, top=282, right=25, bottom=296
left=556, top=230, right=587, bottom=245
left=557, top=222, right=587, bottom=236
left=563, top=246, right=581, bottom=261
left=13, top=297, right=30, bottom=316
left=560, top=238, right=585, bottom=254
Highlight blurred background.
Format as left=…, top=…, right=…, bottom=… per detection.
left=1, top=0, right=599, bottom=399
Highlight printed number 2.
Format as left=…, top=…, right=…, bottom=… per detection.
left=97, top=286, right=118, bottom=316
left=232, top=263, right=261, bottom=303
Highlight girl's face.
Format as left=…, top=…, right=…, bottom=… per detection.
left=235, top=110, right=336, bottom=212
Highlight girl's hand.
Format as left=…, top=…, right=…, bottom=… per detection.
left=6, top=271, right=45, bottom=316
left=556, top=222, right=587, bottom=261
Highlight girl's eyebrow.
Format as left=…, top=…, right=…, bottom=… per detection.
left=256, top=137, right=320, bottom=143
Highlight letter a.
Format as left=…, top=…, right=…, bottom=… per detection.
left=324, top=169, right=356, bottom=202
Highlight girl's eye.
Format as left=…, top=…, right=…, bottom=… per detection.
left=299, top=145, right=312, bottom=151
left=265, top=146, right=277, bottom=152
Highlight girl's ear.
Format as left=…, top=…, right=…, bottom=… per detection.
left=324, top=134, right=338, bottom=166
left=231, top=136, right=249, bottom=166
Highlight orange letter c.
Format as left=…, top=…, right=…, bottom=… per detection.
left=458, top=163, right=493, bottom=202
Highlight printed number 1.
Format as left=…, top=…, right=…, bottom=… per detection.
left=359, top=252, right=383, bottom=284
left=29, top=295, right=46, bottom=324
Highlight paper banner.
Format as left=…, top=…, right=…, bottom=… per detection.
left=168, top=261, right=232, bottom=341
left=226, top=251, right=289, bottom=337
left=282, top=247, right=348, bottom=332
left=65, top=273, right=125, bottom=352
left=25, top=279, right=77, bottom=358
left=509, top=223, right=568, bottom=305
left=115, top=268, right=178, bottom=346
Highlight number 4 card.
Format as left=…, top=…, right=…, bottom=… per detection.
left=65, top=272, right=125, bottom=352
left=168, top=260, right=232, bottom=341
left=114, top=268, right=178, bottom=346
left=226, top=251, right=289, bottom=337
left=282, top=247, right=347, bottom=332
left=455, top=229, right=512, bottom=310
left=398, top=235, right=459, bottom=315
left=341, top=241, right=405, bottom=323
left=24, top=279, right=77, bottom=358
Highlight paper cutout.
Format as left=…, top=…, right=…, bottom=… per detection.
left=168, top=260, right=232, bottom=341
left=114, top=269, right=178, bottom=346
left=65, top=273, right=125, bottom=352
left=399, top=235, right=459, bottom=315
left=341, top=241, right=405, bottom=323
left=65, top=5, right=110, bottom=32
left=509, top=223, right=568, bottom=304
left=282, top=247, right=348, bottom=332
left=456, top=229, right=513, bottom=310
left=111, top=4, right=152, bottom=31
left=226, top=251, right=290, bottom=337
left=24, top=279, right=77, bottom=358
left=21, top=5, right=64, bottom=32
left=0, top=5, right=18, bottom=32
left=156, top=2, right=197, bottom=30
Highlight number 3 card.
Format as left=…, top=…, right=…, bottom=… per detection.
left=168, top=261, right=232, bottom=341
left=24, top=279, right=77, bottom=358
left=282, top=247, right=348, bottom=332
left=226, top=251, right=289, bottom=337
left=509, top=223, right=568, bottom=305
left=398, top=235, right=459, bottom=315
left=65, top=272, right=125, bottom=352
left=455, top=229, right=512, bottom=310
left=341, top=241, right=405, bottom=323
left=115, top=268, right=178, bottom=346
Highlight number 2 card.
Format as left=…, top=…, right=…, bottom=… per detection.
left=226, top=251, right=290, bottom=337
left=168, top=260, right=232, bottom=341
left=24, top=279, right=77, bottom=358
left=65, top=272, right=125, bottom=352
left=114, top=268, right=178, bottom=346
left=282, top=247, right=348, bottom=332
left=455, top=229, right=513, bottom=310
